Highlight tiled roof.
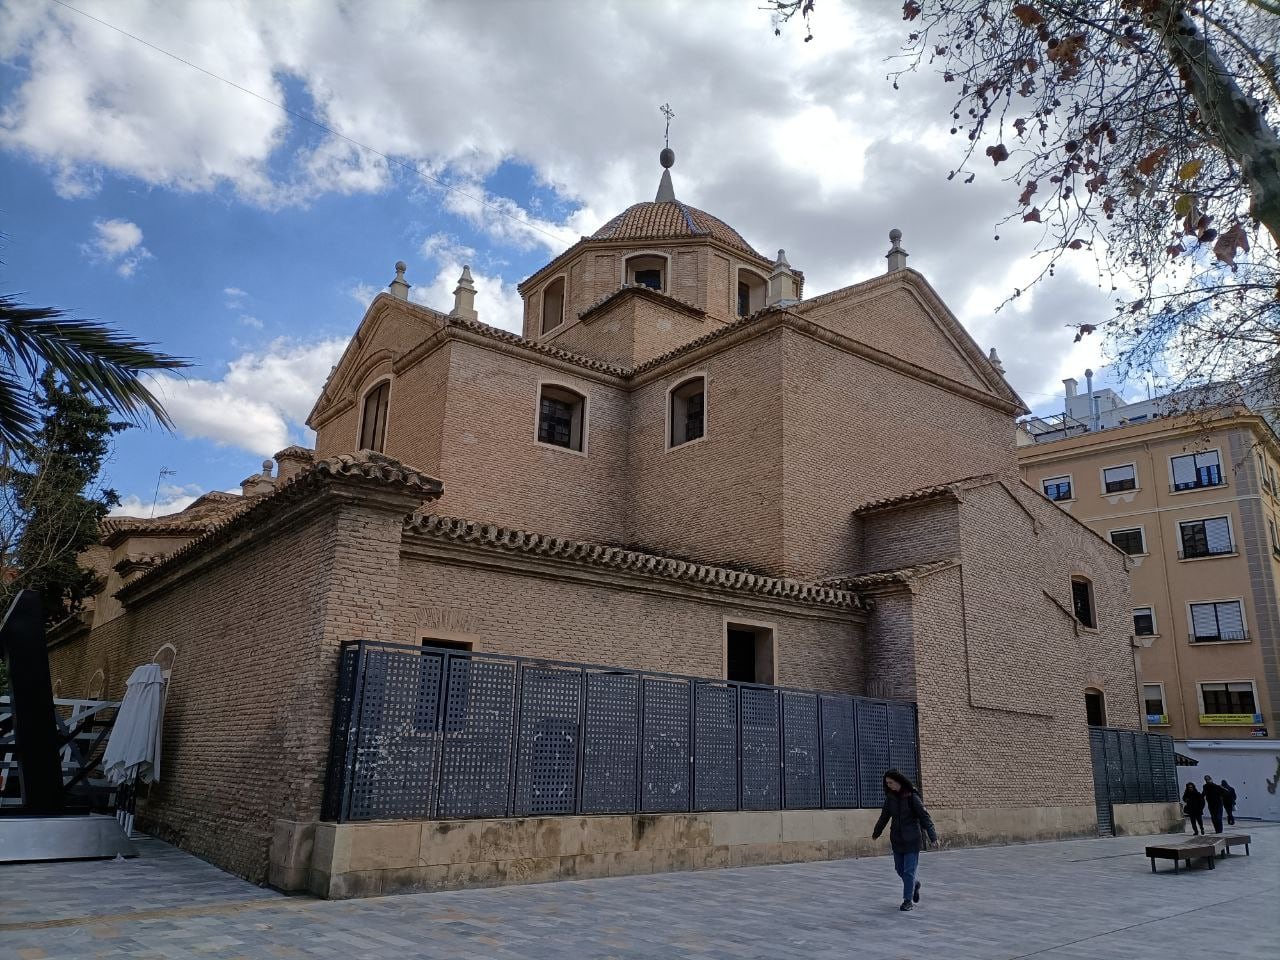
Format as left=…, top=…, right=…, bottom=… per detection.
left=406, top=514, right=868, bottom=611
left=821, top=560, right=957, bottom=590
left=591, top=201, right=767, bottom=260
left=852, top=475, right=997, bottom=516
left=445, top=314, right=631, bottom=378
left=101, top=491, right=254, bottom=544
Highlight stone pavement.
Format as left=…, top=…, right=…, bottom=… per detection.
left=2, top=825, right=1277, bottom=959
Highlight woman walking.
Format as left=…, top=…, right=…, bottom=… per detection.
left=1182, top=782, right=1205, bottom=835
left=871, top=769, right=938, bottom=912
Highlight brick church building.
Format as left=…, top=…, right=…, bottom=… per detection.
left=48, top=153, right=1152, bottom=888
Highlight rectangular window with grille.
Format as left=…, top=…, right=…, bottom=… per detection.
left=538, top=396, right=573, bottom=447
left=1133, top=607, right=1156, bottom=636
left=1103, top=464, right=1137, bottom=493
left=1179, top=517, right=1233, bottom=559
left=1189, top=600, right=1246, bottom=642
left=1043, top=476, right=1072, bottom=501
left=1199, top=681, right=1257, bottom=716
left=1171, top=450, right=1222, bottom=491
left=1110, top=528, right=1145, bottom=555
left=685, top=391, right=704, bottom=441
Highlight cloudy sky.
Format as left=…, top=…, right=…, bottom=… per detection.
left=0, top=0, right=1118, bottom=517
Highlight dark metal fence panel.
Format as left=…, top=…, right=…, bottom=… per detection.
left=887, top=702, right=921, bottom=787
left=782, top=692, right=821, bottom=809
left=739, top=687, right=781, bottom=810
left=641, top=678, right=690, bottom=813
left=436, top=656, right=517, bottom=819
left=580, top=671, right=640, bottom=814
left=693, top=682, right=738, bottom=812
left=819, top=694, right=859, bottom=808
left=322, top=642, right=922, bottom=823
left=514, top=666, right=581, bottom=816
left=1087, top=728, right=1179, bottom=833
left=856, top=700, right=890, bottom=809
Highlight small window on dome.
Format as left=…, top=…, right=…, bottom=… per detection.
left=625, top=254, right=667, bottom=293
left=541, top=276, right=565, bottom=333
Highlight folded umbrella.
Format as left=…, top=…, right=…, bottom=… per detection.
left=102, top=663, right=166, bottom=786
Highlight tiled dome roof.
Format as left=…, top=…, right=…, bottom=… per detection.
left=591, top=201, right=765, bottom=259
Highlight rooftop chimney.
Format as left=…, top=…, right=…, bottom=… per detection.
left=1064, top=377, right=1078, bottom=399
left=886, top=228, right=908, bottom=272
left=389, top=261, right=410, bottom=300
left=451, top=265, right=478, bottom=321
left=767, top=249, right=799, bottom=306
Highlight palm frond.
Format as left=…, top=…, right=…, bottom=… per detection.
left=0, top=295, right=190, bottom=452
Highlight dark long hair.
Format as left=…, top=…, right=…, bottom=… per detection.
left=884, top=768, right=918, bottom=795
left=1183, top=782, right=1201, bottom=796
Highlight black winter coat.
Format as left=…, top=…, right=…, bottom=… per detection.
left=1183, top=791, right=1205, bottom=815
left=872, top=790, right=938, bottom=853
left=1203, top=782, right=1225, bottom=812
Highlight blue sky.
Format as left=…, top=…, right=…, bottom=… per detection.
left=0, top=0, right=1125, bottom=516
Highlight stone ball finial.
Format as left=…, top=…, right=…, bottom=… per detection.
left=395, top=260, right=407, bottom=275
left=889, top=228, right=902, bottom=243
left=660, top=147, right=675, bottom=169
left=262, top=459, right=274, bottom=476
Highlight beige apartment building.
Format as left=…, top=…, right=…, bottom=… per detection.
left=1019, top=392, right=1280, bottom=819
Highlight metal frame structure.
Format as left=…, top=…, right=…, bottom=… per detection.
left=1089, top=726, right=1178, bottom=835
left=322, top=640, right=921, bottom=823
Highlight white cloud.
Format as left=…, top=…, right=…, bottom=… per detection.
left=239, top=314, right=263, bottom=329
left=420, top=232, right=476, bottom=265
left=224, top=286, right=247, bottom=298
left=145, top=337, right=347, bottom=456
left=348, top=281, right=380, bottom=306
left=110, top=482, right=204, bottom=518
left=82, top=217, right=152, bottom=276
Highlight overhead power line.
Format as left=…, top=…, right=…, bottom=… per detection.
left=49, top=0, right=570, bottom=246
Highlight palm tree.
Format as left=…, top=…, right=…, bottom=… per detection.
left=0, top=294, right=189, bottom=453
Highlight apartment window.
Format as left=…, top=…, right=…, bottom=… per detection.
left=1109, top=528, right=1145, bottom=555
left=1179, top=517, right=1233, bottom=559
left=1043, top=476, right=1073, bottom=501
left=1143, top=684, right=1167, bottom=724
left=1102, top=464, right=1137, bottom=493
left=1133, top=607, right=1156, bottom=636
left=1171, top=450, right=1222, bottom=491
left=358, top=380, right=390, bottom=453
left=1199, top=681, right=1257, bottom=717
left=1270, top=516, right=1280, bottom=556
left=625, top=254, right=667, bottom=292
left=541, top=276, right=565, bottom=333
left=1189, top=600, right=1246, bottom=643
left=1071, top=576, right=1096, bottom=629
left=1261, top=455, right=1273, bottom=493
left=1085, top=688, right=1106, bottom=727
left=726, top=623, right=775, bottom=685
left=669, top=376, right=706, bottom=447
left=537, top=384, right=586, bottom=451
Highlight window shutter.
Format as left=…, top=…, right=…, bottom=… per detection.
left=1204, top=518, right=1232, bottom=553
left=1215, top=601, right=1244, bottom=638
left=1171, top=455, right=1196, bottom=487
left=1190, top=603, right=1219, bottom=639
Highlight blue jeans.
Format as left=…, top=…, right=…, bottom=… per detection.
left=893, top=850, right=919, bottom=903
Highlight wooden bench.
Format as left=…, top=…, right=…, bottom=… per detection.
left=1146, top=834, right=1252, bottom=873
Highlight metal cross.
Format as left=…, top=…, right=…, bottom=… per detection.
left=660, top=102, right=675, bottom=147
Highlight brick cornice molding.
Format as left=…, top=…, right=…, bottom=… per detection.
left=404, top=514, right=869, bottom=613
left=118, top=454, right=443, bottom=607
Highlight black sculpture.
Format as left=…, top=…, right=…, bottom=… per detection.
left=0, top=590, right=64, bottom=814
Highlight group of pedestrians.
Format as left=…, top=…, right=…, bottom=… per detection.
left=1182, top=774, right=1238, bottom=835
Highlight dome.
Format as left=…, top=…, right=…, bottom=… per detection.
left=590, top=201, right=766, bottom=260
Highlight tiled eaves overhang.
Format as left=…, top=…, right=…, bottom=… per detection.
left=404, top=514, right=869, bottom=614
left=821, top=559, right=958, bottom=591
left=116, top=453, right=444, bottom=606
left=574, top=284, right=707, bottom=325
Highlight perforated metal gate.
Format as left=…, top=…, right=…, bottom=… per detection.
left=1088, top=727, right=1178, bottom=836
left=322, top=640, right=921, bottom=823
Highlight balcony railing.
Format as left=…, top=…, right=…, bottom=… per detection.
left=1190, top=630, right=1249, bottom=643
left=1178, top=544, right=1235, bottom=560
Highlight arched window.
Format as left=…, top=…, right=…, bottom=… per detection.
left=737, top=268, right=767, bottom=317
left=358, top=380, right=390, bottom=453
left=669, top=376, right=706, bottom=448
left=1071, top=575, right=1096, bottom=629
left=1085, top=688, right=1106, bottom=727
left=536, top=383, right=586, bottom=452
left=625, top=254, right=667, bottom=292
left=541, top=276, right=565, bottom=333
left=87, top=669, right=106, bottom=699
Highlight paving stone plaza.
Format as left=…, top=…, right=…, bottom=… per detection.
left=2, top=825, right=1277, bottom=959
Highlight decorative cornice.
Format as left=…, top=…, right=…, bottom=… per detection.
left=117, top=453, right=443, bottom=604
left=822, top=559, right=958, bottom=590
left=405, top=514, right=868, bottom=612
left=574, top=284, right=706, bottom=325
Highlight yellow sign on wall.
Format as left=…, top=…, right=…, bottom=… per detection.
left=1199, top=713, right=1263, bottom=726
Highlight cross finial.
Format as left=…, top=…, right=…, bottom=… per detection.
left=660, top=102, right=675, bottom=148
